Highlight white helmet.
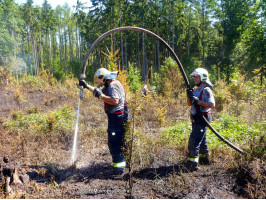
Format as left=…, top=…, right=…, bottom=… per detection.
left=94, top=68, right=118, bottom=84
left=190, top=68, right=213, bottom=87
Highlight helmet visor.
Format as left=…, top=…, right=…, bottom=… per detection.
left=107, top=71, right=118, bottom=80
left=190, top=71, right=200, bottom=78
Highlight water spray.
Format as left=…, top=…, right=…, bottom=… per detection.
left=71, top=75, right=85, bottom=166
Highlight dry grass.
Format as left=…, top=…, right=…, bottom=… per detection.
left=0, top=71, right=265, bottom=199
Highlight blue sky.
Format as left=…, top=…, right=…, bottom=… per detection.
left=14, top=0, right=91, bottom=10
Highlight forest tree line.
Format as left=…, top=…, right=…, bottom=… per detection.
left=0, top=0, right=264, bottom=83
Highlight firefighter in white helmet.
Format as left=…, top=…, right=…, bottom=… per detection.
left=79, top=68, right=129, bottom=176
left=186, top=68, right=215, bottom=172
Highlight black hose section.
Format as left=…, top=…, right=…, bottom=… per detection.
left=82, top=26, right=190, bottom=88
left=201, top=115, right=245, bottom=155
left=82, top=26, right=245, bottom=155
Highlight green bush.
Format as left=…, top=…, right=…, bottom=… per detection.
left=68, top=58, right=83, bottom=80
left=155, top=57, right=184, bottom=98
left=4, top=105, right=74, bottom=134
left=208, top=114, right=264, bottom=144
left=162, top=114, right=264, bottom=150
left=53, top=58, right=66, bottom=81
left=162, top=121, right=190, bottom=145
left=126, top=63, right=142, bottom=93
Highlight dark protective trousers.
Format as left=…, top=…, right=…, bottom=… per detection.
left=188, top=113, right=211, bottom=158
left=107, top=112, right=127, bottom=165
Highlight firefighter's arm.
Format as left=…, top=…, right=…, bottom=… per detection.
left=101, top=95, right=119, bottom=105
left=188, top=96, right=215, bottom=108
left=198, top=101, right=215, bottom=108
left=199, top=88, right=215, bottom=108
left=92, top=88, right=119, bottom=105
left=86, top=85, right=95, bottom=92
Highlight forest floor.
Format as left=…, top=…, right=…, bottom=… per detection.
left=0, top=81, right=265, bottom=199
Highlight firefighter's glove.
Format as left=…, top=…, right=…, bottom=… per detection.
left=186, top=88, right=194, bottom=99
left=79, top=79, right=90, bottom=89
left=190, top=96, right=200, bottom=105
left=93, top=88, right=103, bottom=99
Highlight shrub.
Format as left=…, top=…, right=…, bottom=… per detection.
left=127, top=63, right=142, bottom=93
left=125, top=129, right=157, bottom=168
left=27, top=106, right=40, bottom=114
left=163, top=121, right=190, bottom=145
left=155, top=57, right=184, bottom=98
left=229, top=72, right=251, bottom=101
left=213, top=79, right=232, bottom=112
left=4, top=105, right=74, bottom=134
left=40, top=70, right=57, bottom=86
left=154, top=105, right=168, bottom=126
left=162, top=114, right=264, bottom=151
left=68, top=58, right=83, bottom=79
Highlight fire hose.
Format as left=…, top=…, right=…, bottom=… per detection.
left=81, top=26, right=245, bottom=155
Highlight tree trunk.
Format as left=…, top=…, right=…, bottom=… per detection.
left=39, top=37, right=43, bottom=71
left=31, top=34, right=37, bottom=75
left=172, top=3, right=175, bottom=51
left=52, top=32, right=57, bottom=66
left=156, top=0, right=160, bottom=71
left=79, top=33, right=82, bottom=60
left=58, top=26, right=62, bottom=68
left=202, top=0, right=206, bottom=68
left=76, top=26, right=79, bottom=59
left=153, top=40, right=155, bottom=73
left=187, top=6, right=191, bottom=56
left=142, top=32, right=146, bottom=79
left=105, top=39, right=107, bottom=68
left=68, top=26, right=73, bottom=60
left=64, top=28, right=67, bottom=76
left=119, top=0, right=124, bottom=70
left=125, top=34, right=128, bottom=69
left=49, top=32, right=53, bottom=74
left=26, top=32, right=32, bottom=75
left=35, top=38, right=39, bottom=75
left=138, top=33, right=140, bottom=70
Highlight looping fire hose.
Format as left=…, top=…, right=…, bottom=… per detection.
left=81, top=26, right=245, bottom=155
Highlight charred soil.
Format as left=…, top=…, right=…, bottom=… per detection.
left=0, top=82, right=265, bottom=199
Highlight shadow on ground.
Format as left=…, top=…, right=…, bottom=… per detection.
left=26, top=162, right=186, bottom=184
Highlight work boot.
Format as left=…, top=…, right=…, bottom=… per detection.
left=199, top=154, right=211, bottom=165
left=113, top=167, right=125, bottom=176
left=183, top=161, right=199, bottom=172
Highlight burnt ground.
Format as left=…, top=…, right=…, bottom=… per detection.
left=0, top=83, right=265, bottom=199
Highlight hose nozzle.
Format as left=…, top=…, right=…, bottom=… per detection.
left=79, top=87, right=83, bottom=100
left=76, top=82, right=84, bottom=100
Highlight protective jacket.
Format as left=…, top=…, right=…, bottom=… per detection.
left=102, top=80, right=129, bottom=170
left=190, top=85, right=215, bottom=115
left=188, top=84, right=215, bottom=163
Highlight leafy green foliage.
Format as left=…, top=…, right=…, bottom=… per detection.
left=163, top=114, right=264, bottom=150
left=68, top=58, right=83, bottom=80
left=4, top=105, right=74, bottom=134
left=0, top=0, right=264, bottom=84
left=126, top=63, right=142, bottom=93
left=207, top=114, right=264, bottom=144
left=155, top=57, right=184, bottom=98
left=163, top=121, right=190, bottom=145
